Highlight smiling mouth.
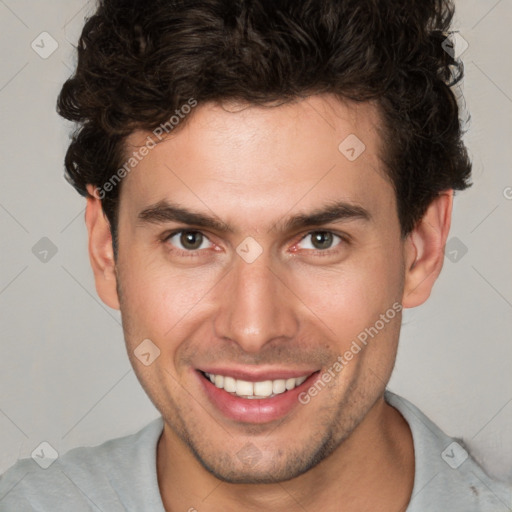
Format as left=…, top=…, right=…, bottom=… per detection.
left=199, top=370, right=316, bottom=399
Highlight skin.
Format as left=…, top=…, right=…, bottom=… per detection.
left=85, top=94, right=453, bottom=511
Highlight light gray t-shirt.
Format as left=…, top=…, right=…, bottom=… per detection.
left=1, top=391, right=511, bottom=511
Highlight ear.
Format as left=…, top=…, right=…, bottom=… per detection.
left=85, top=185, right=120, bottom=310
left=402, top=190, right=453, bottom=308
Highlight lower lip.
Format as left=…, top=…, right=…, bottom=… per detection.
left=197, top=370, right=320, bottom=424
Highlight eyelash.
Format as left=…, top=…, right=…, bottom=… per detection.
left=161, top=229, right=349, bottom=258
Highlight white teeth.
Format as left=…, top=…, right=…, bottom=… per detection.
left=253, top=380, right=273, bottom=397
left=272, top=379, right=286, bottom=394
left=223, top=376, right=237, bottom=393
left=285, top=378, right=296, bottom=390
left=204, top=372, right=311, bottom=399
left=295, top=376, right=307, bottom=386
left=236, top=380, right=254, bottom=396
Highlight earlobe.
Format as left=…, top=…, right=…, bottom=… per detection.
left=85, top=185, right=120, bottom=310
left=402, top=190, right=453, bottom=308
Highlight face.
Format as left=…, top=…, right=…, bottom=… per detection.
left=110, top=95, right=409, bottom=482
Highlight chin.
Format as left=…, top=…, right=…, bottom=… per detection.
left=187, top=432, right=340, bottom=484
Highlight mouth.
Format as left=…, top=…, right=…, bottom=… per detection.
left=200, top=370, right=311, bottom=399
left=196, top=368, right=321, bottom=424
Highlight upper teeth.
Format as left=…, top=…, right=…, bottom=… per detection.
left=205, top=373, right=309, bottom=398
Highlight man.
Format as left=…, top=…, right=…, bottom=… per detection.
left=1, top=0, right=511, bottom=510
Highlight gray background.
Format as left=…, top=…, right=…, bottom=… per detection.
left=1, top=0, right=511, bottom=482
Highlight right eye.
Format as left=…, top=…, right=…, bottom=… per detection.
left=164, top=230, right=214, bottom=255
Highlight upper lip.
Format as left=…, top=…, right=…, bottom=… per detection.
left=197, top=366, right=319, bottom=382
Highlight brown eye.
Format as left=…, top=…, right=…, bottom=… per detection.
left=297, top=231, right=341, bottom=251
left=180, top=231, right=203, bottom=250
left=166, top=230, right=212, bottom=252
left=311, top=232, right=334, bottom=250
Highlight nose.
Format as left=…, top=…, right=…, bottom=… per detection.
left=213, top=248, right=299, bottom=353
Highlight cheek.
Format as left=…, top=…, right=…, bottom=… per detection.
left=118, top=252, right=222, bottom=341
left=290, top=244, right=404, bottom=345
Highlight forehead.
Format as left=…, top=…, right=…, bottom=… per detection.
left=119, top=94, right=394, bottom=229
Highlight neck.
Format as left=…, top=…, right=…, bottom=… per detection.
left=157, top=396, right=414, bottom=512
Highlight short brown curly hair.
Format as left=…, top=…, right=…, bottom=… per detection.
left=57, top=0, right=471, bottom=254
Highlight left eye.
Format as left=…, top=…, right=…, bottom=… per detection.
left=166, top=230, right=213, bottom=251
left=296, top=231, right=343, bottom=251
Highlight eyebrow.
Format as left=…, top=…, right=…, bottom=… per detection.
left=137, top=199, right=371, bottom=233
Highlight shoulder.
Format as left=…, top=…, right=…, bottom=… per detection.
left=0, top=417, right=164, bottom=511
left=385, top=391, right=512, bottom=512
